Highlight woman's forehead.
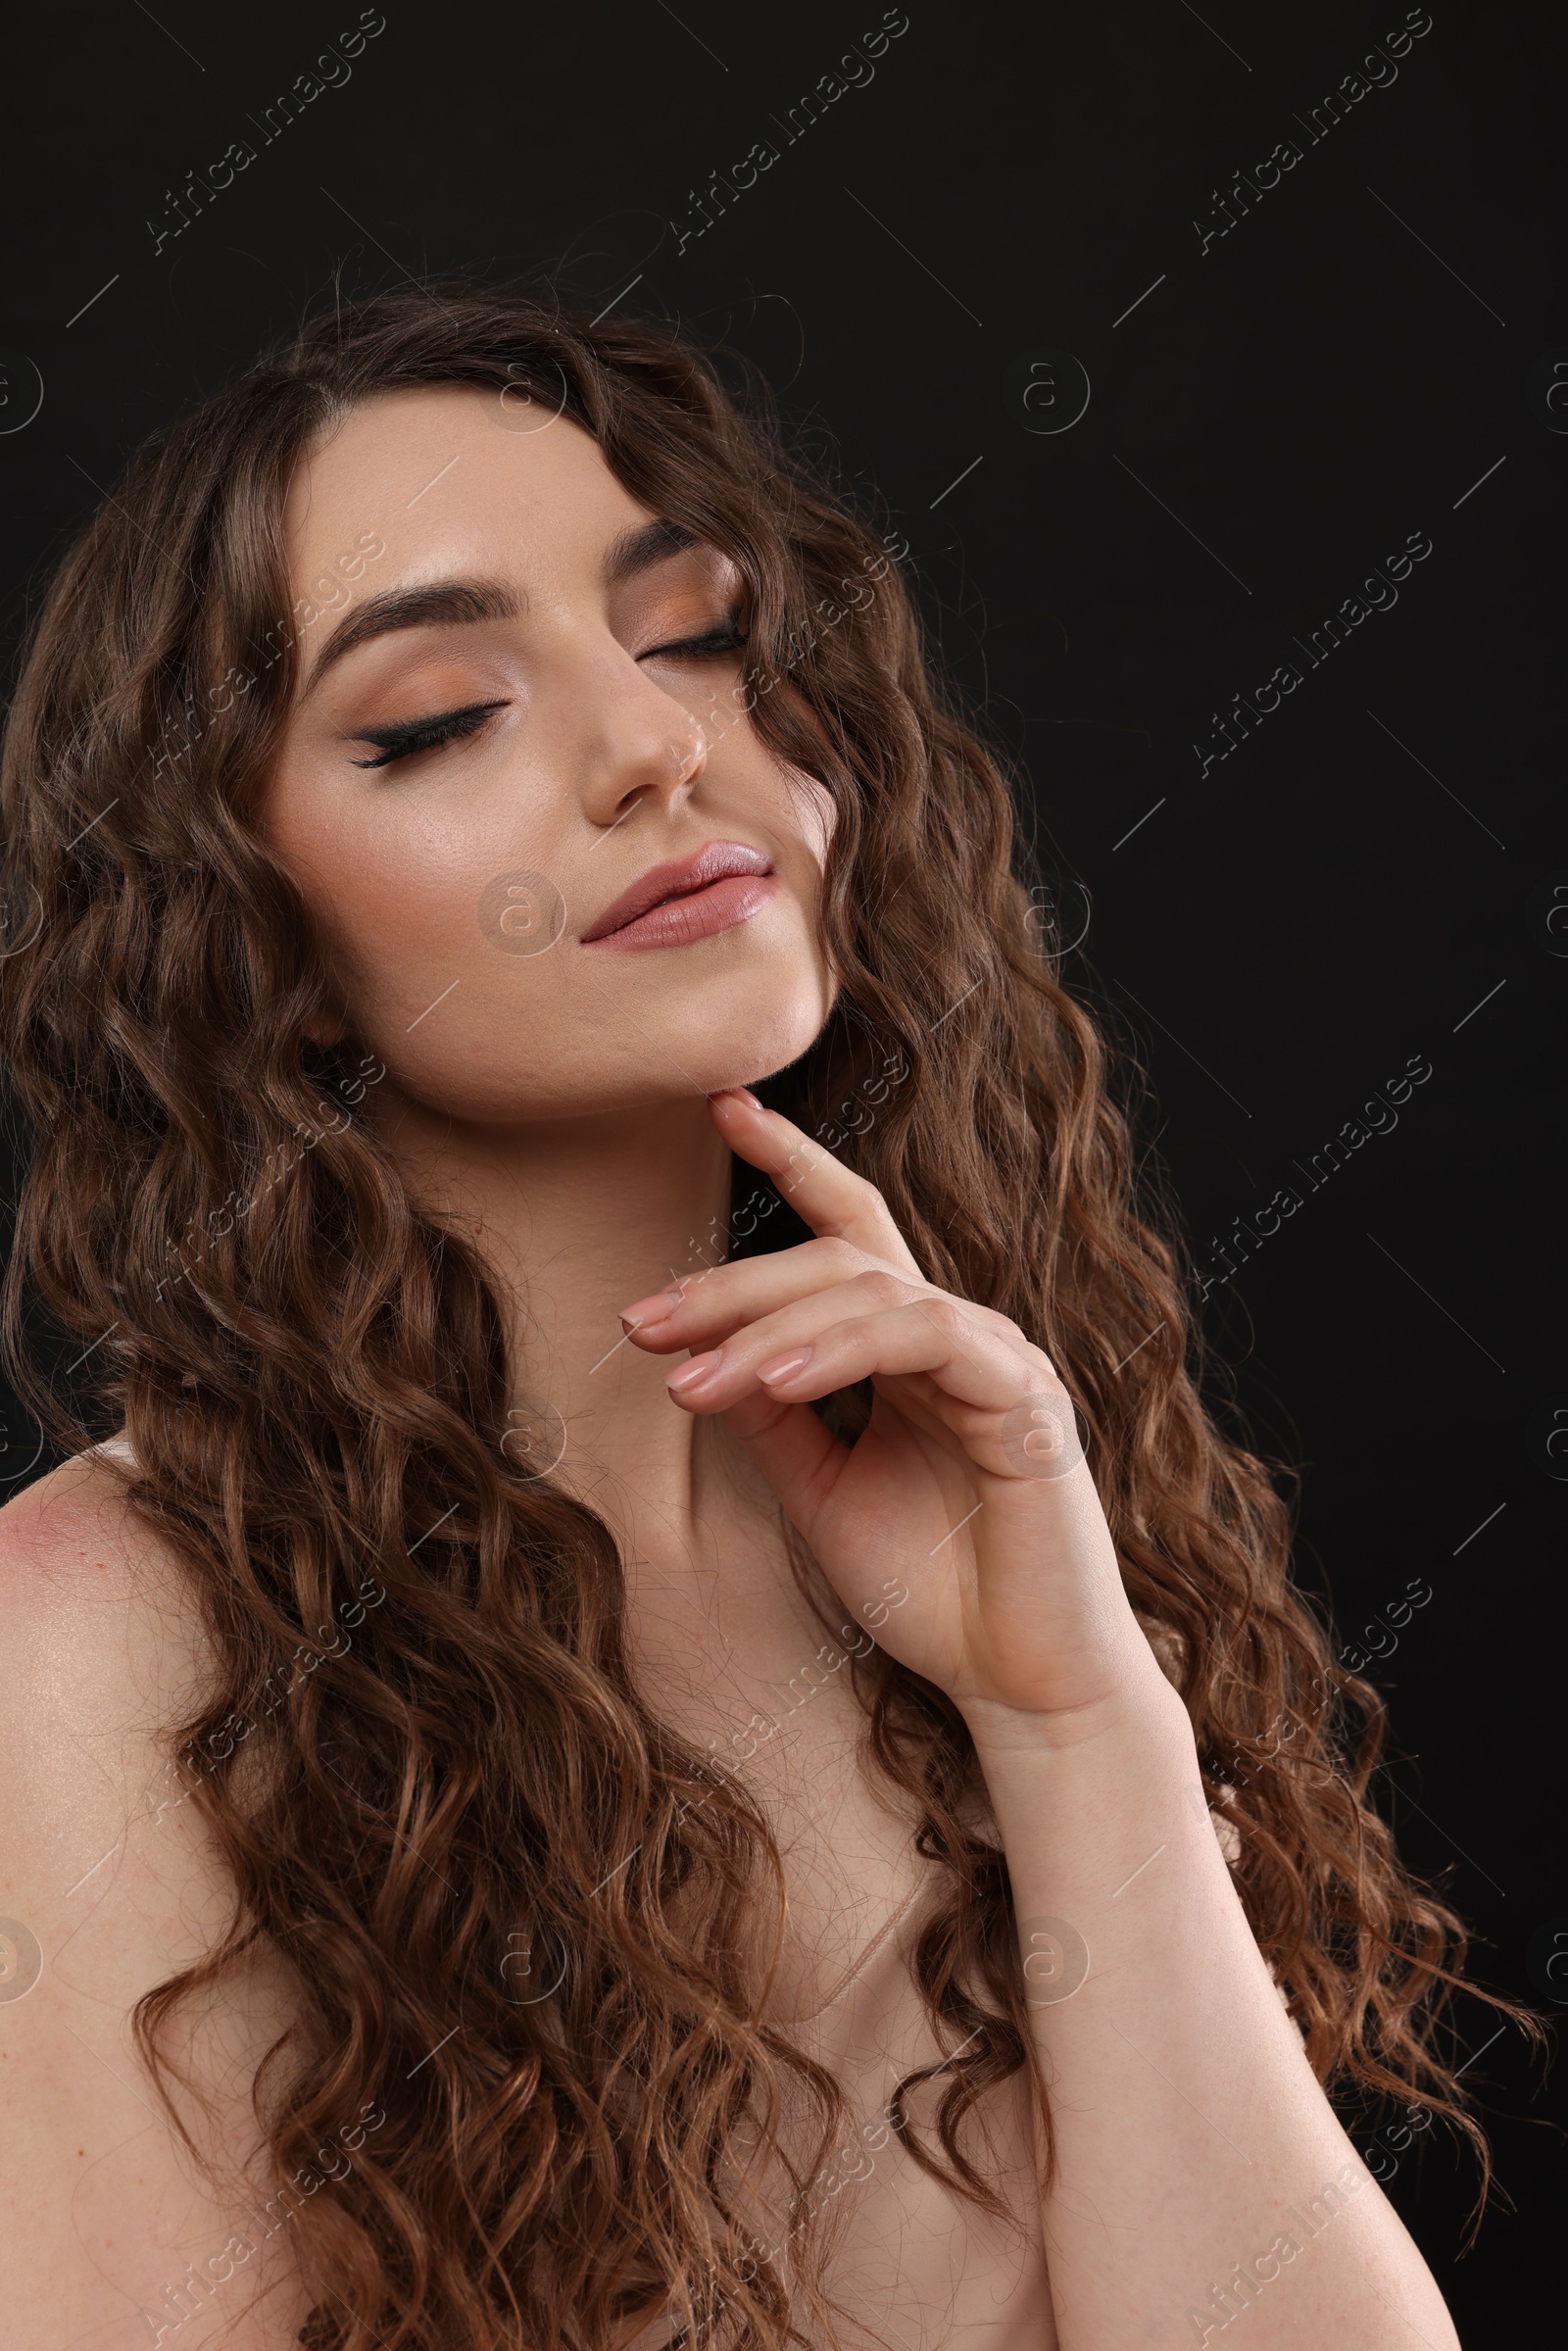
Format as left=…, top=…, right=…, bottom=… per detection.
left=280, top=386, right=645, bottom=591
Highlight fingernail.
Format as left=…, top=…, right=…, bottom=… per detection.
left=620, top=1287, right=684, bottom=1332
left=710, top=1086, right=762, bottom=1109
left=756, top=1347, right=812, bottom=1386
left=666, top=1351, right=723, bottom=1396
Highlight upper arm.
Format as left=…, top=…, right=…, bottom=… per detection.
left=0, top=1458, right=309, bottom=2345
left=0, top=1455, right=215, bottom=1928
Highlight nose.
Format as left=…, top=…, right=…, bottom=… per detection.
left=579, top=654, right=710, bottom=834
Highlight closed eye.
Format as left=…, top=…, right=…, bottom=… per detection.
left=638, top=608, right=750, bottom=663
left=349, top=699, right=509, bottom=770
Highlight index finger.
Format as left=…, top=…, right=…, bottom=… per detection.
left=707, top=1087, right=926, bottom=1280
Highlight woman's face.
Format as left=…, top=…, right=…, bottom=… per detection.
left=263, top=384, right=838, bottom=1125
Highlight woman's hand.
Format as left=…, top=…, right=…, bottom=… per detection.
left=618, top=1089, right=1168, bottom=1742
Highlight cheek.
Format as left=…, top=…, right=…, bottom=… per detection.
left=271, top=812, right=603, bottom=1116
left=267, top=770, right=563, bottom=1017
left=278, top=811, right=462, bottom=974
left=797, top=774, right=838, bottom=867
left=751, top=759, right=836, bottom=884
left=330, top=874, right=581, bottom=1115
left=329, top=860, right=473, bottom=994
left=774, top=771, right=839, bottom=973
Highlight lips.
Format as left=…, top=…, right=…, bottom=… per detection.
left=580, top=840, right=775, bottom=944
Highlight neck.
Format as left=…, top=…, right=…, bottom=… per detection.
left=365, top=1082, right=783, bottom=1618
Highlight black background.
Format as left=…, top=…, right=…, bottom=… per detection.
left=2, top=0, right=1562, bottom=2333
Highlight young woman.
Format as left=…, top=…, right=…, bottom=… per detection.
left=0, top=284, right=1489, bottom=2351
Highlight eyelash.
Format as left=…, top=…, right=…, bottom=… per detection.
left=349, top=610, right=750, bottom=771
left=645, top=612, right=751, bottom=662
left=350, top=700, right=507, bottom=770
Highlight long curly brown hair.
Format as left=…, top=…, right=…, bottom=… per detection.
left=0, top=280, right=1514, bottom=2351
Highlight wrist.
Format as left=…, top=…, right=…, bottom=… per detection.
left=958, top=1652, right=1195, bottom=1767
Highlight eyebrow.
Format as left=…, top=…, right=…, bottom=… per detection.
left=604, top=516, right=700, bottom=584
left=302, top=578, right=518, bottom=697
left=301, top=519, right=705, bottom=699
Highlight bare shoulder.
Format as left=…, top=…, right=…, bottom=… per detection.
left=0, top=1451, right=309, bottom=2345
left=0, top=1447, right=218, bottom=1859
left=0, top=1441, right=192, bottom=1611
left=0, top=1442, right=133, bottom=1560
left=0, top=1440, right=210, bottom=1753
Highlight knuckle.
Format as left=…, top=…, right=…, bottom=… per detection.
left=974, top=1303, right=1027, bottom=1348
left=929, top=1294, right=976, bottom=1341
left=856, top=1268, right=912, bottom=1311
left=974, top=1301, right=1024, bottom=1341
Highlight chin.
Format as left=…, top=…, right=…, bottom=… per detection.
left=410, top=947, right=836, bottom=1124
left=690, top=966, right=834, bottom=1094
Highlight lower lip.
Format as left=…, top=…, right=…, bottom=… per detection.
left=585, top=872, right=780, bottom=953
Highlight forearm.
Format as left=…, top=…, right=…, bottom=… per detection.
left=965, top=1665, right=1461, bottom=2350
left=637, top=1103, right=1465, bottom=2340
